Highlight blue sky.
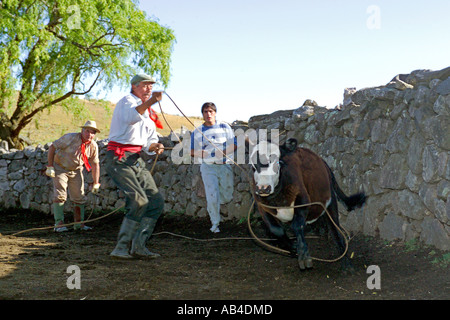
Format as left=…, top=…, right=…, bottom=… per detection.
left=103, top=0, right=450, bottom=123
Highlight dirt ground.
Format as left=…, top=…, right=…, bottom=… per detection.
left=0, top=209, right=448, bottom=301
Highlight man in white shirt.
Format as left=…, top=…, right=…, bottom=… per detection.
left=106, top=73, right=165, bottom=259
left=191, top=102, right=237, bottom=233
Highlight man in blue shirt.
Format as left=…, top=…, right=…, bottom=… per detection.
left=191, top=102, right=237, bottom=233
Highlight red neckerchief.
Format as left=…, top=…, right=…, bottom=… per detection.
left=148, top=107, right=163, bottom=129
left=81, top=140, right=92, bottom=172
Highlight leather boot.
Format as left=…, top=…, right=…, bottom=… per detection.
left=130, top=217, right=160, bottom=258
left=110, top=217, right=140, bottom=259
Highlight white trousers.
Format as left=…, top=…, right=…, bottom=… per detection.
left=200, top=163, right=234, bottom=227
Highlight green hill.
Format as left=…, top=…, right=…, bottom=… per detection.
left=16, top=99, right=202, bottom=146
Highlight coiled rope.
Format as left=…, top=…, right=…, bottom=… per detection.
left=162, top=92, right=352, bottom=262
left=2, top=92, right=353, bottom=264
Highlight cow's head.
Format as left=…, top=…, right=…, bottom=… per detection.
left=249, top=138, right=298, bottom=197
left=249, top=140, right=281, bottom=197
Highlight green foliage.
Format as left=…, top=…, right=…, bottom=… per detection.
left=0, top=0, right=175, bottom=146
left=404, top=238, right=420, bottom=252
left=238, top=207, right=259, bottom=226
left=431, top=252, right=450, bottom=269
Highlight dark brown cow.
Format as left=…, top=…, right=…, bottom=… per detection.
left=249, top=138, right=366, bottom=271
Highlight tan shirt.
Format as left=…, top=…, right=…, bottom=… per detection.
left=53, top=133, right=99, bottom=171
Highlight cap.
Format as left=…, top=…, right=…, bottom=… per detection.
left=131, top=73, right=156, bottom=85
left=80, top=120, right=100, bottom=133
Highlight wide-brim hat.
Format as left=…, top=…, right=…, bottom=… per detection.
left=131, top=73, right=156, bottom=85
left=80, top=120, right=100, bottom=133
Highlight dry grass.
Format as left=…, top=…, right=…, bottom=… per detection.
left=16, top=99, right=202, bottom=146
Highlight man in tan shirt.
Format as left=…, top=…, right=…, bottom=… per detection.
left=46, top=121, right=101, bottom=232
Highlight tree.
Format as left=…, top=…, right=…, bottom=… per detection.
left=0, top=0, right=175, bottom=149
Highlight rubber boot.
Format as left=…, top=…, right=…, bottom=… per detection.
left=130, top=217, right=160, bottom=258
left=73, top=204, right=92, bottom=231
left=53, top=202, right=67, bottom=232
left=110, top=217, right=140, bottom=259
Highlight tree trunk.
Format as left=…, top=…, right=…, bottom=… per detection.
left=0, top=114, right=23, bottom=149
left=0, top=103, right=36, bottom=150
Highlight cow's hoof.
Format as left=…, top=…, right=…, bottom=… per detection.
left=298, top=257, right=313, bottom=270
left=341, top=263, right=356, bottom=275
left=341, top=257, right=356, bottom=275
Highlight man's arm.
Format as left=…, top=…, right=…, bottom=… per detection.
left=90, top=162, right=101, bottom=194
left=135, top=92, right=163, bottom=115
left=47, top=144, right=56, bottom=167
left=91, top=162, right=100, bottom=185
left=45, top=144, right=56, bottom=177
left=148, top=142, right=165, bottom=155
left=191, top=148, right=211, bottom=161
left=224, top=140, right=237, bottom=156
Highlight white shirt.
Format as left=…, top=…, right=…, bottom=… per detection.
left=108, top=94, right=159, bottom=153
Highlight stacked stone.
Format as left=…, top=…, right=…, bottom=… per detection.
left=0, top=67, right=448, bottom=250
left=249, top=67, right=450, bottom=250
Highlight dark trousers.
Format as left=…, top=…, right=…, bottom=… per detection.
left=105, top=150, right=164, bottom=222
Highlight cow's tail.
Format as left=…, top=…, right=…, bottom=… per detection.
left=323, top=160, right=366, bottom=211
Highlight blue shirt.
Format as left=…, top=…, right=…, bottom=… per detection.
left=190, top=122, right=236, bottom=164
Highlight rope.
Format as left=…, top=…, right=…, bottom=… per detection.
left=247, top=200, right=351, bottom=263
left=152, top=231, right=275, bottom=242
left=5, top=203, right=125, bottom=237
left=2, top=92, right=353, bottom=264
left=157, top=100, right=182, bottom=144
left=161, top=92, right=352, bottom=263
left=2, top=155, right=165, bottom=237
left=163, top=92, right=251, bottom=177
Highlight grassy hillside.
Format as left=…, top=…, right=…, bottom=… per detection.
left=16, top=99, right=202, bottom=146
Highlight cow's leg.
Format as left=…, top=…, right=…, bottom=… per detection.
left=327, top=196, right=354, bottom=273
left=259, top=208, right=295, bottom=255
left=291, top=204, right=312, bottom=270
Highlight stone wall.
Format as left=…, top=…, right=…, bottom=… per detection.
left=247, top=67, right=450, bottom=250
left=0, top=137, right=256, bottom=225
left=0, top=67, right=449, bottom=250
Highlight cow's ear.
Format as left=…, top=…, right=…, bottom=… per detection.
left=285, top=138, right=297, bottom=152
